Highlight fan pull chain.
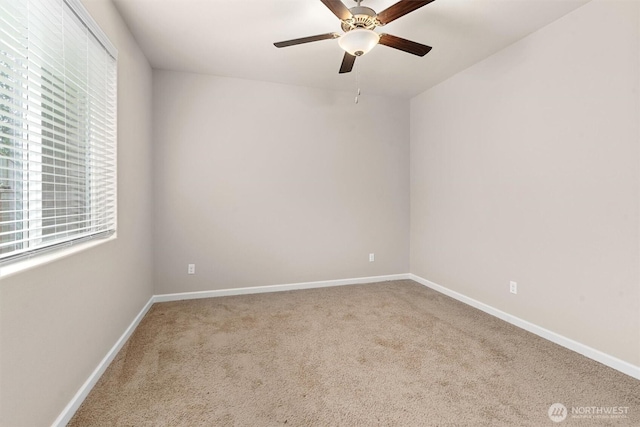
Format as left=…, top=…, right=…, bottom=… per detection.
left=355, top=61, right=361, bottom=104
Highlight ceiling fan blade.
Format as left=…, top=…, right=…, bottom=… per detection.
left=378, top=33, right=432, bottom=56
left=274, top=33, right=340, bottom=48
left=320, top=0, right=352, bottom=21
left=376, top=0, right=435, bottom=25
left=339, top=52, right=356, bottom=74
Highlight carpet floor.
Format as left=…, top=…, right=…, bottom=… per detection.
left=69, top=280, right=639, bottom=426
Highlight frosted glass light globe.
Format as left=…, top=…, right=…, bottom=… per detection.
left=338, top=29, right=379, bottom=56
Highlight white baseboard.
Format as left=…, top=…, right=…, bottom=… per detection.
left=50, top=296, right=155, bottom=427
left=409, top=273, right=640, bottom=380
left=153, top=273, right=412, bottom=303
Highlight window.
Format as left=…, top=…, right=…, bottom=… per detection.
left=0, top=0, right=117, bottom=264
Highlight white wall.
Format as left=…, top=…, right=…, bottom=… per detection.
left=410, top=0, right=640, bottom=366
left=0, top=1, right=154, bottom=426
left=153, top=70, right=409, bottom=294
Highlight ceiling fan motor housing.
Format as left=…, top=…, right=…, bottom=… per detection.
left=341, top=6, right=377, bottom=32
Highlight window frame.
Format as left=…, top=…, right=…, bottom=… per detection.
left=0, top=0, right=118, bottom=274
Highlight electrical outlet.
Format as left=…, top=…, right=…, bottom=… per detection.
left=369, top=253, right=375, bottom=262
left=188, top=264, right=195, bottom=275
left=510, top=281, right=517, bottom=294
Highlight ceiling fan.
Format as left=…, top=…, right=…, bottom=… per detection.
left=274, top=0, right=435, bottom=74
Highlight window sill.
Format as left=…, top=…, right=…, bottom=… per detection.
left=0, top=234, right=117, bottom=280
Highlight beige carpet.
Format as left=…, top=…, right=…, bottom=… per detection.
left=70, top=280, right=639, bottom=426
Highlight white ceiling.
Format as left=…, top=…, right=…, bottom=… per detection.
left=112, top=0, right=590, bottom=98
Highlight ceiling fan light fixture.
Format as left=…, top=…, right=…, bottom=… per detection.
left=338, top=28, right=379, bottom=57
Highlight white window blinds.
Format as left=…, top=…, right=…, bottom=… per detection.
left=0, top=0, right=117, bottom=263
